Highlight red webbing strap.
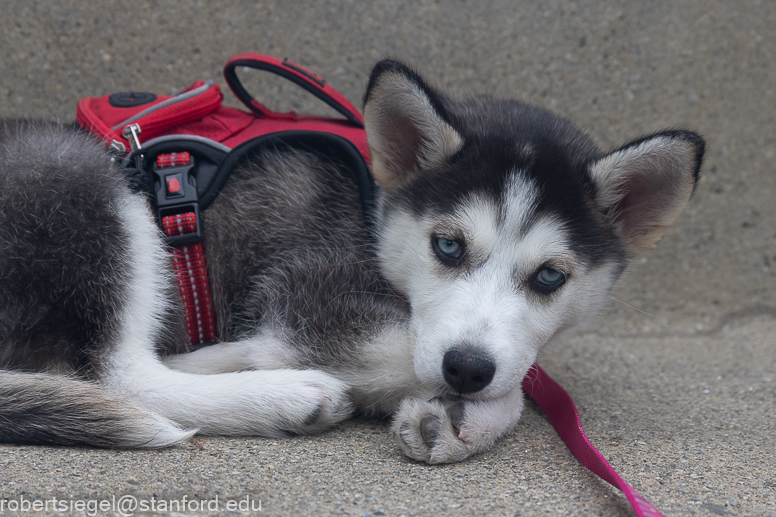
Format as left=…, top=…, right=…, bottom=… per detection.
left=161, top=212, right=217, bottom=346
left=157, top=151, right=191, bottom=169
left=522, top=364, right=664, bottom=517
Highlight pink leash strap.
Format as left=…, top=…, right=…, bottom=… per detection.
left=522, top=364, right=664, bottom=517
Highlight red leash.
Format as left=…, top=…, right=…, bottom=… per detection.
left=522, top=364, right=664, bottom=517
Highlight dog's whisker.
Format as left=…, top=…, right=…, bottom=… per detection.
left=608, top=296, right=661, bottom=319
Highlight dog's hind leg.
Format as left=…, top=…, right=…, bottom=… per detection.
left=0, top=125, right=347, bottom=445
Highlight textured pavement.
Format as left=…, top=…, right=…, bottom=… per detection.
left=1, top=1, right=775, bottom=515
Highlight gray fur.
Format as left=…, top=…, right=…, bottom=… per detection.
left=203, top=149, right=409, bottom=366
left=0, top=121, right=131, bottom=374
left=0, top=122, right=190, bottom=447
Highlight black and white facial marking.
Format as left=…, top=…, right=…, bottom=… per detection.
left=364, top=60, right=704, bottom=402
left=377, top=172, right=623, bottom=400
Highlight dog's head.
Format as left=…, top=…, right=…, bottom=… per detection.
left=363, top=60, right=704, bottom=401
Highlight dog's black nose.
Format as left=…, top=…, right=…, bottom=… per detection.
left=442, top=349, right=496, bottom=394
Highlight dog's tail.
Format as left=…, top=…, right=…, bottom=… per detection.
left=0, top=370, right=196, bottom=448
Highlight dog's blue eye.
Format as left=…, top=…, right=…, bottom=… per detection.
left=437, top=238, right=461, bottom=257
left=538, top=268, right=564, bottom=285
left=432, top=236, right=465, bottom=265
left=534, top=268, right=566, bottom=293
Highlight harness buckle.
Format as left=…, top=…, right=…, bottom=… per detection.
left=152, top=152, right=202, bottom=246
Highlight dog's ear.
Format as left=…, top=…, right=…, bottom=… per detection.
left=363, top=60, right=464, bottom=189
left=589, top=130, right=705, bottom=256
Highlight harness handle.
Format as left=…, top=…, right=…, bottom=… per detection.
left=224, top=52, right=364, bottom=128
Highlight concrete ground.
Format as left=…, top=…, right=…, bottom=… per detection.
left=1, top=1, right=774, bottom=515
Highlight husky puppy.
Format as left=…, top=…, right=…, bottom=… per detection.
left=0, top=61, right=703, bottom=464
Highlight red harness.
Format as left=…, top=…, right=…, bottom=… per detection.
left=78, top=52, right=664, bottom=516
left=77, top=53, right=374, bottom=347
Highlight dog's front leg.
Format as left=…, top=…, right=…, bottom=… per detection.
left=392, top=386, right=524, bottom=464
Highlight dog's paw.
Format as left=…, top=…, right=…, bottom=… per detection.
left=392, top=398, right=477, bottom=464
left=270, top=370, right=353, bottom=436
left=391, top=391, right=524, bottom=464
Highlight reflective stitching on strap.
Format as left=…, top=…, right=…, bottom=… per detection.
left=161, top=211, right=216, bottom=345
left=157, top=152, right=191, bottom=168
